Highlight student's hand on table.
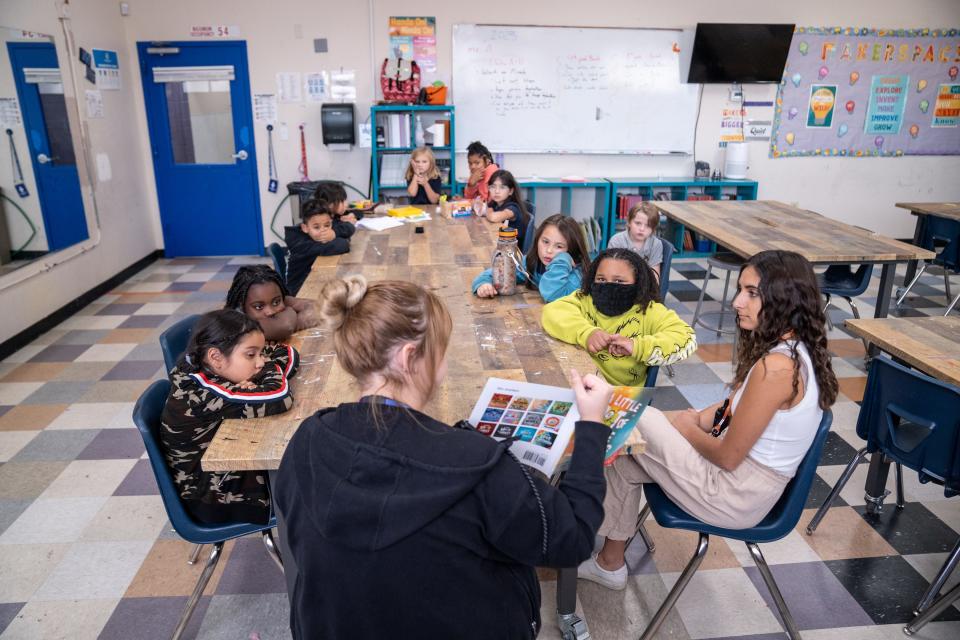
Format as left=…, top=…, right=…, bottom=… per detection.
left=318, top=228, right=336, bottom=243
left=340, top=213, right=358, bottom=225
left=570, top=369, right=613, bottom=424
left=586, top=329, right=613, bottom=354
left=607, top=335, right=634, bottom=357
left=476, top=283, right=498, bottom=298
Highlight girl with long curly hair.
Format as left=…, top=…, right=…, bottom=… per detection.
left=578, top=250, right=838, bottom=591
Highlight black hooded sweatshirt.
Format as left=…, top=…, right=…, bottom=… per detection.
left=283, top=221, right=354, bottom=294
left=274, top=401, right=609, bottom=639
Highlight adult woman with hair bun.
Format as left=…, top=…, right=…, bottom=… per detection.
left=578, top=250, right=839, bottom=591
left=274, top=275, right=615, bottom=639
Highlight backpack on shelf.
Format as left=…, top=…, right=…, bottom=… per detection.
left=380, top=58, right=421, bottom=104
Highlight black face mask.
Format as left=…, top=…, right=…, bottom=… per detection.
left=592, top=282, right=638, bottom=316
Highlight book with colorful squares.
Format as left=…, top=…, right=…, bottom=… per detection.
left=467, top=378, right=651, bottom=477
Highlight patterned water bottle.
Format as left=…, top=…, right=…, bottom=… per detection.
left=491, top=228, right=520, bottom=295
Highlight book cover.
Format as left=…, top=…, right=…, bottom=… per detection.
left=467, top=378, right=650, bottom=477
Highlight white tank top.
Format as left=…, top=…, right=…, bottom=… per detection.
left=731, top=341, right=823, bottom=477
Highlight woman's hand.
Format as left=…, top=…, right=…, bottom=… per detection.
left=671, top=408, right=703, bottom=435
left=476, top=283, right=498, bottom=298
left=586, top=329, right=613, bottom=354
left=570, top=369, right=613, bottom=423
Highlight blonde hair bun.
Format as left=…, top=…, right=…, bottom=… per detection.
left=317, top=275, right=368, bottom=330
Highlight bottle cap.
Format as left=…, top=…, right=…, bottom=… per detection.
left=498, top=228, right=518, bottom=240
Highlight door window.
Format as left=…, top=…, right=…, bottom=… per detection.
left=164, top=79, right=234, bottom=164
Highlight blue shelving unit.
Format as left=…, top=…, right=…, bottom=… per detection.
left=370, top=105, right=456, bottom=202
left=607, top=177, right=759, bottom=258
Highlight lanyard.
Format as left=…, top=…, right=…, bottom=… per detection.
left=298, top=123, right=309, bottom=181
left=266, top=124, right=278, bottom=193
left=6, top=129, right=29, bottom=198
left=360, top=395, right=410, bottom=409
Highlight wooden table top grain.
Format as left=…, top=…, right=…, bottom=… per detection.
left=844, top=316, right=960, bottom=386
left=652, top=200, right=935, bottom=264
left=895, top=202, right=960, bottom=221
left=202, top=213, right=604, bottom=472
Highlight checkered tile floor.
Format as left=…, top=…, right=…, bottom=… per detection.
left=0, top=256, right=958, bottom=640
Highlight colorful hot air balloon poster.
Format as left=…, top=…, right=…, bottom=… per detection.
left=864, top=75, right=908, bottom=135
left=931, top=84, right=960, bottom=128
left=806, top=85, right=838, bottom=128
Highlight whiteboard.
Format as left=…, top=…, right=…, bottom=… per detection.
left=452, top=24, right=700, bottom=155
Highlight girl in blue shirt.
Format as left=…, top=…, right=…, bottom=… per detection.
left=473, top=214, right=587, bottom=302
left=483, top=170, right=531, bottom=249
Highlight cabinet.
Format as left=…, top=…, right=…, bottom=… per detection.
left=370, top=105, right=456, bottom=202
left=608, top=178, right=759, bottom=258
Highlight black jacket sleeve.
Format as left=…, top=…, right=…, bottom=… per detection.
left=333, top=218, right=356, bottom=239
left=478, top=420, right=609, bottom=568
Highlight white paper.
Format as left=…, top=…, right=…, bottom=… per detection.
left=0, top=98, right=21, bottom=127
left=276, top=72, right=302, bottom=103
left=84, top=89, right=104, bottom=119
left=304, top=71, right=329, bottom=102
left=253, top=93, right=277, bottom=124
left=330, top=69, right=357, bottom=101
left=95, top=152, right=112, bottom=182
left=356, top=216, right=405, bottom=231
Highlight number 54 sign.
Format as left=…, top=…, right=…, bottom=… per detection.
left=190, top=25, right=241, bottom=38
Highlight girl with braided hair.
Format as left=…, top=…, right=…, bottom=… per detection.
left=225, top=265, right=319, bottom=342
left=578, top=250, right=838, bottom=591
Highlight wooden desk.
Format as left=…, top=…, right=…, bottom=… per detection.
left=895, top=202, right=960, bottom=283
left=652, top=200, right=935, bottom=319
left=844, top=316, right=960, bottom=386
left=203, top=213, right=598, bottom=473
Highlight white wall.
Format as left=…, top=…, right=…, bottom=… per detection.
left=2, top=0, right=959, bottom=342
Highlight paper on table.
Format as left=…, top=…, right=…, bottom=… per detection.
left=357, top=217, right=405, bottom=231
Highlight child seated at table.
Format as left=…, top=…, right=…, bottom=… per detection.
left=160, top=309, right=299, bottom=525
left=225, top=265, right=319, bottom=342
left=607, top=200, right=663, bottom=280
left=284, top=199, right=352, bottom=295
left=274, top=275, right=613, bottom=639
left=312, top=181, right=361, bottom=227
left=473, top=214, right=586, bottom=303
left=482, top=170, right=532, bottom=249
left=541, top=248, right=697, bottom=386
left=405, top=147, right=443, bottom=205
left=462, top=140, right=499, bottom=202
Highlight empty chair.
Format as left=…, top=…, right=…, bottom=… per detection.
left=896, top=215, right=960, bottom=312
left=636, top=410, right=833, bottom=640
left=133, top=380, right=282, bottom=640
left=159, top=314, right=200, bottom=373
left=267, top=242, right=288, bottom=285
left=819, top=263, right=874, bottom=351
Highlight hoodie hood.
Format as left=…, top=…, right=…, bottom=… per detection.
left=283, top=225, right=312, bottom=249
left=280, top=403, right=507, bottom=552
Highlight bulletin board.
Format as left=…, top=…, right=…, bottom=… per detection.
left=771, top=27, right=960, bottom=158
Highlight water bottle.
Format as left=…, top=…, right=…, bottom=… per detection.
left=491, top=228, right=521, bottom=295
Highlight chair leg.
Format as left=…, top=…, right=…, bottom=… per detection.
left=806, top=447, right=869, bottom=535
left=946, top=290, right=960, bottom=316
left=895, top=463, right=905, bottom=509
left=944, top=269, right=953, bottom=303
left=172, top=542, right=223, bottom=640
left=261, top=529, right=284, bottom=571
left=691, top=263, right=713, bottom=330
left=640, top=533, right=709, bottom=640
left=747, top=543, right=801, bottom=640
left=914, top=537, right=960, bottom=616
left=844, top=297, right=871, bottom=353
left=896, top=261, right=926, bottom=306
left=187, top=544, right=203, bottom=565
left=716, top=270, right=732, bottom=336
left=665, top=364, right=676, bottom=378
left=625, top=503, right=655, bottom=553
left=904, top=582, right=960, bottom=636
left=823, top=294, right=834, bottom=330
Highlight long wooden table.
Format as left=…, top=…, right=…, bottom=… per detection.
left=843, top=315, right=960, bottom=515
left=652, top=200, right=935, bottom=320
left=895, top=202, right=960, bottom=283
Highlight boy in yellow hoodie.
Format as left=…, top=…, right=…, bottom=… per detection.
left=542, top=248, right=697, bottom=386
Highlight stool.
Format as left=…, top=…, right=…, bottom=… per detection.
left=691, top=253, right=743, bottom=336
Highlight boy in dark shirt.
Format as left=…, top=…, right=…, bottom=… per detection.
left=284, top=199, right=351, bottom=294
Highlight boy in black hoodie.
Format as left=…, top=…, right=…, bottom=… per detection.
left=284, top=199, right=352, bottom=295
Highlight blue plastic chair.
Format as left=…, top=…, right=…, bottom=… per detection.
left=807, top=356, right=960, bottom=620
left=159, top=314, right=200, bottom=374
left=645, top=236, right=677, bottom=388
left=635, top=410, right=833, bottom=640
left=133, top=380, right=282, bottom=640
left=896, top=215, right=960, bottom=313
left=819, top=264, right=874, bottom=352
left=521, top=201, right=537, bottom=254
left=267, top=242, right=288, bottom=285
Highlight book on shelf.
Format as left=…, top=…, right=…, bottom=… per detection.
left=378, top=154, right=407, bottom=186
left=467, top=377, right=651, bottom=478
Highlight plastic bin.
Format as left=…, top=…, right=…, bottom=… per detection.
left=286, top=181, right=339, bottom=223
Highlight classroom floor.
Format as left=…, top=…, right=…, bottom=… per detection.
left=0, top=255, right=958, bottom=640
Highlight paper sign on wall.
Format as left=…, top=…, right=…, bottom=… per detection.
left=276, top=72, right=302, bottom=103
left=85, top=89, right=104, bottom=118
left=932, top=83, right=960, bottom=128
left=0, top=98, right=21, bottom=127
left=92, top=49, right=120, bottom=90
left=305, top=72, right=329, bottom=102
left=253, top=93, right=278, bottom=124
left=190, top=25, right=240, bottom=38
left=389, top=17, right=437, bottom=73
left=330, top=69, right=356, bottom=101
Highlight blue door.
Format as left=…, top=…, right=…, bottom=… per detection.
left=137, top=41, right=262, bottom=256
left=7, top=42, right=88, bottom=251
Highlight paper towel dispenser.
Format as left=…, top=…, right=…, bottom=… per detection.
left=321, top=103, right=355, bottom=145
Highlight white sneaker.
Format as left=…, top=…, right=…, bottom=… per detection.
left=577, top=554, right=627, bottom=591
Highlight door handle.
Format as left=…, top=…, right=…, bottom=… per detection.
left=232, top=150, right=248, bottom=161
left=37, top=153, right=51, bottom=164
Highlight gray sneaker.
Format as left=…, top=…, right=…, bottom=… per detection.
left=577, top=554, right=627, bottom=591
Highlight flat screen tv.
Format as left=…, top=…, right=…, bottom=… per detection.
left=687, top=23, right=795, bottom=83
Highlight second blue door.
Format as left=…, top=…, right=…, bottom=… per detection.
left=138, top=41, right=262, bottom=256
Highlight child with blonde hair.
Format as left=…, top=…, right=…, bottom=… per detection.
left=275, top=275, right=614, bottom=639
left=607, top=201, right=663, bottom=279
left=405, top=147, right=443, bottom=204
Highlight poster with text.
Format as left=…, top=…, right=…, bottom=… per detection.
left=389, top=17, right=437, bottom=73
left=771, top=27, right=960, bottom=157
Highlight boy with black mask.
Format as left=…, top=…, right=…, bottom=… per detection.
left=541, top=248, right=697, bottom=386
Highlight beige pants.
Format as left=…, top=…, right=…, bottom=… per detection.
left=599, top=407, right=790, bottom=539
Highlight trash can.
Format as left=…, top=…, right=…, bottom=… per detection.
left=286, top=180, right=340, bottom=224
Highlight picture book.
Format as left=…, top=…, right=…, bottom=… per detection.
left=467, top=378, right=651, bottom=477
